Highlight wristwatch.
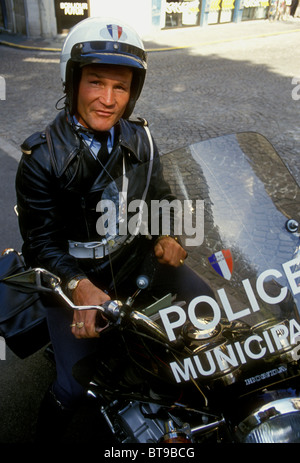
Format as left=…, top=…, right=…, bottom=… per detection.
left=67, top=276, right=86, bottom=293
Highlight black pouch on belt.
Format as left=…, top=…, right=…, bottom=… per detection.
left=0, top=250, right=49, bottom=358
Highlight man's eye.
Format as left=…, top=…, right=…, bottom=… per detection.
left=116, top=85, right=128, bottom=92
left=88, top=79, right=102, bottom=86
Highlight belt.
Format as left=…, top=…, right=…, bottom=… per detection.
left=68, top=237, right=127, bottom=259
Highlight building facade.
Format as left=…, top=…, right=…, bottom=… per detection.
left=0, top=0, right=278, bottom=39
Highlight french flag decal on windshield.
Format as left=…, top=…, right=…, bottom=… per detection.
left=208, top=249, right=233, bottom=280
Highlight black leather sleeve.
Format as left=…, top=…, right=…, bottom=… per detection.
left=15, top=144, right=87, bottom=287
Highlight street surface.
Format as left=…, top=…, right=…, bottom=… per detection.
left=0, top=18, right=299, bottom=443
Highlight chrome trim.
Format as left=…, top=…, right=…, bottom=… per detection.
left=236, top=397, right=300, bottom=440
left=130, top=310, right=171, bottom=344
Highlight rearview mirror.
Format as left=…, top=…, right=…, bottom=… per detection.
left=2, top=268, right=61, bottom=294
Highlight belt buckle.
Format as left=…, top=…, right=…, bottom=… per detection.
left=93, top=245, right=104, bottom=259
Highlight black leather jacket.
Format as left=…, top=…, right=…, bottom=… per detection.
left=16, top=110, right=174, bottom=289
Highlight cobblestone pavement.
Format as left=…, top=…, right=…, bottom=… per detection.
left=0, top=19, right=300, bottom=182
left=0, top=18, right=299, bottom=444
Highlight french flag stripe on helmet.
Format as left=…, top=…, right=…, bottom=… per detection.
left=107, top=24, right=123, bottom=41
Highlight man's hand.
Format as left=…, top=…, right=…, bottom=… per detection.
left=71, top=278, right=110, bottom=339
left=154, top=236, right=187, bottom=267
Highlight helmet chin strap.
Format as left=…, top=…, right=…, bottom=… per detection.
left=68, top=111, right=97, bottom=136
left=55, top=95, right=66, bottom=111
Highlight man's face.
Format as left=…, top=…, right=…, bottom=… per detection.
left=76, top=64, right=133, bottom=132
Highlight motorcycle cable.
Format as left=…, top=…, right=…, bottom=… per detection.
left=122, top=323, right=209, bottom=406
left=85, top=133, right=126, bottom=300
left=171, top=351, right=208, bottom=407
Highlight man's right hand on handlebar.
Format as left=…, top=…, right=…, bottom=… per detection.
left=71, top=279, right=110, bottom=339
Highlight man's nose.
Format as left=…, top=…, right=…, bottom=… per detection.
left=100, top=86, right=115, bottom=106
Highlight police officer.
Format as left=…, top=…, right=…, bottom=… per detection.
left=16, top=17, right=213, bottom=441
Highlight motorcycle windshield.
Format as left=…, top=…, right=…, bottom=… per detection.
left=100, top=132, right=300, bottom=390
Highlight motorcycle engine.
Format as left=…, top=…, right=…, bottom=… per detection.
left=116, top=402, right=166, bottom=443
left=100, top=399, right=181, bottom=443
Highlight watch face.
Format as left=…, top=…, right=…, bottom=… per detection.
left=68, top=279, right=78, bottom=290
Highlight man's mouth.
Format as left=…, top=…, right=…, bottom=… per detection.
left=94, top=109, right=113, bottom=117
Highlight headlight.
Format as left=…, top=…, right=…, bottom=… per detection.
left=236, top=398, right=300, bottom=443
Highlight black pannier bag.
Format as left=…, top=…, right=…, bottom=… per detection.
left=0, top=249, right=49, bottom=358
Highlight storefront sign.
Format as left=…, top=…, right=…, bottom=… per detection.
left=59, top=2, right=88, bottom=15
left=165, top=0, right=200, bottom=14
left=209, top=0, right=235, bottom=11
left=164, top=0, right=200, bottom=27
left=222, top=0, right=235, bottom=8
left=55, top=1, right=89, bottom=33
left=243, top=0, right=268, bottom=7
left=209, top=0, right=222, bottom=10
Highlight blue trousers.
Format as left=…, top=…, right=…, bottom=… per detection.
left=46, top=260, right=214, bottom=409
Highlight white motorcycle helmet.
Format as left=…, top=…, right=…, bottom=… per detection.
left=60, top=17, right=147, bottom=119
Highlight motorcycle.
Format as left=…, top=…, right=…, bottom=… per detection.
left=2, top=132, right=300, bottom=443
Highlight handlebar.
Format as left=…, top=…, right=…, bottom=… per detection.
left=3, top=267, right=184, bottom=350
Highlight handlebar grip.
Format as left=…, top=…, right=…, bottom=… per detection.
left=95, top=309, right=108, bottom=329
left=95, top=300, right=122, bottom=328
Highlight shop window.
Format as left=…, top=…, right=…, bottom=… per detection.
left=164, top=0, right=200, bottom=27
left=207, top=0, right=235, bottom=23
left=242, top=0, right=270, bottom=20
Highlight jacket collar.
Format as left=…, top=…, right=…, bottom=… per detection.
left=118, top=118, right=143, bottom=161
left=48, top=110, right=142, bottom=178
